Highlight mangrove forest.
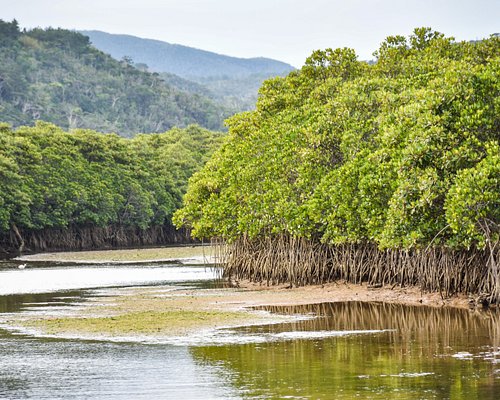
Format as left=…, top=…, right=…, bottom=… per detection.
left=174, top=29, right=500, bottom=303
left=0, top=122, right=223, bottom=253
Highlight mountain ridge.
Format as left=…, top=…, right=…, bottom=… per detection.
left=79, top=30, right=295, bottom=79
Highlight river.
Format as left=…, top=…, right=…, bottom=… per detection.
left=0, top=260, right=499, bottom=399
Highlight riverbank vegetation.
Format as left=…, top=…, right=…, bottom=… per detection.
left=0, top=122, right=223, bottom=253
left=174, top=29, right=500, bottom=302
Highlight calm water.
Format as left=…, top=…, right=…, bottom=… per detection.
left=0, top=262, right=499, bottom=399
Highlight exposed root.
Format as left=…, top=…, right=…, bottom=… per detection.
left=216, top=235, right=500, bottom=304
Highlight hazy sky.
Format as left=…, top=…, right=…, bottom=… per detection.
left=2, top=0, right=499, bottom=67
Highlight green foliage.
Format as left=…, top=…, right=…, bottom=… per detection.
left=175, top=29, right=500, bottom=250
left=0, top=122, right=223, bottom=233
left=0, top=19, right=20, bottom=45
left=445, top=143, right=500, bottom=248
left=0, top=22, right=229, bottom=136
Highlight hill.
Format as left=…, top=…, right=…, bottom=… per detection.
left=80, top=30, right=294, bottom=79
left=80, top=30, right=295, bottom=111
left=0, top=20, right=229, bottom=136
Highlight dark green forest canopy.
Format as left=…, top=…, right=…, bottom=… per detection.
left=0, top=122, right=224, bottom=233
left=0, top=20, right=229, bottom=136
left=174, top=28, right=500, bottom=250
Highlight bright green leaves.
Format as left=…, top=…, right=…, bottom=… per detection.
left=445, top=143, right=500, bottom=248
left=303, top=48, right=361, bottom=83
left=409, top=27, right=446, bottom=51
left=382, top=167, right=445, bottom=248
left=175, top=29, right=499, bottom=251
left=0, top=153, right=23, bottom=231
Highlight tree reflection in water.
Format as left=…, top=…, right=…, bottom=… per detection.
left=192, top=302, right=500, bottom=400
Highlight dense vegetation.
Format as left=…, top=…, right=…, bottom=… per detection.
left=0, top=20, right=228, bottom=136
left=81, top=30, right=295, bottom=112
left=0, top=122, right=223, bottom=253
left=175, top=29, right=500, bottom=301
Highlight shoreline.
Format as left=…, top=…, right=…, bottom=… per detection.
left=234, top=280, right=475, bottom=310
left=7, top=246, right=485, bottom=311
left=3, top=277, right=490, bottom=343
left=13, top=245, right=215, bottom=265
left=2, top=246, right=494, bottom=341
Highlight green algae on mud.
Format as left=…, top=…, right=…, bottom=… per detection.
left=11, top=285, right=282, bottom=338
left=23, top=309, right=255, bottom=336
left=16, top=245, right=214, bottom=264
left=8, top=280, right=476, bottom=340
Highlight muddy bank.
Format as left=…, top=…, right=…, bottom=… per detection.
left=2, top=286, right=295, bottom=340
left=220, top=237, right=500, bottom=305
left=10, top=245, right=485, bottom=311
left=234, top=280, right=475, bottom=310
left=4, top=278, right=490, bottom=342
left=3, top=245, right=494, bottom=342
left=15, top=245, right=215, bottom=265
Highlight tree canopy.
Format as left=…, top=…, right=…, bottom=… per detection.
left=175, top=29, right=500, bottom=251
left=0, top=122, right=223, bottom=234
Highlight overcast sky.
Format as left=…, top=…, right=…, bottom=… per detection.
left=2, top=0, right=499, bottom=67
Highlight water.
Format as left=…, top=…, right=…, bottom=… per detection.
left=0, top=264, right=215, bottom=295
left=198, top=303, right=500, bottom=399
left=0, top=261, right=499, bottom=399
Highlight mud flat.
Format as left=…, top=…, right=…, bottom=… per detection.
left=14, top=245, right=214, bottom=264
left=4, top=279, right=479, bottom=342
left=3, top=246, right=487, bottom=342
left=235, top=279, right=474, bottom=309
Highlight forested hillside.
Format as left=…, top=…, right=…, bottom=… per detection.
left=80, top=30, right=294, bottom=78
left=81, top=30, right=295, bottom=111
left=0, top=20, right=229, bottom=136
left=0, top=122, right=224, bottom=253
left=175, top=29, right=500, bottom=302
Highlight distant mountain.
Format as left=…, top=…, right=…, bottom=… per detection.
left=79, top=30, right=295, bottom=111
left=0, top=21, right=229, bottom=136
left=80, top=30, right=295, bottom=79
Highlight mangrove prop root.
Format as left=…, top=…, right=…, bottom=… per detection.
left=0, top=224, right=195, bottom=255
left=216, top=235, right=500, bottom=304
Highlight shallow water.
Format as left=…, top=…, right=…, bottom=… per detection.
left=0, top=332, right=240, bottom=400
left=0, top=262, right=499, bottom=399
left=197, top=302, right=500, bottom=399
left=0, top=263, right=216, bottom=295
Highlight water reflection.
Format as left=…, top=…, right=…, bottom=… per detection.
left=192, top=302, right=500, bottom=400
left=2, top=263, right=500, bottom=400
left=252, top=302, right=500, bottom=350
left=0, top=291, right=87, bottom=314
